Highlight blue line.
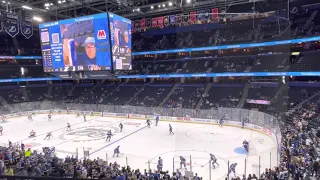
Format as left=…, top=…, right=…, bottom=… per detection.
left=83, top=124, right=149, bottom=159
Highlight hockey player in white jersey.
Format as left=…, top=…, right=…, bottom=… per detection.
left=28, top=114, right=33, bottom=121
left=29, top=130, right=36, bottom=138
left=146, top=119, right=151, bottom=128
left=210, top=154, right=219, bottom=168
left=83, top=114, right=86, bottom=122
left=119, top=123, right=123, bottom=132
left=157, top=157, right=163, bottom=172
left=180, top=156, right=187, bottom=169
left=76, top=110, right=80, bottom=117
left=66, top=123, right=71, bottom=131
left=106, top=130, right=113, bottom=142
left=44, top=132, right=52, bottom=140
left=1, top=115, right=6, bottom=123
left=113, top=146, right=120, bottom=157
left=48, top=114, right=52, bottom=121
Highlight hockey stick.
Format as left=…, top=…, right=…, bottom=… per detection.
left=201, top=161, right=209, bottom=167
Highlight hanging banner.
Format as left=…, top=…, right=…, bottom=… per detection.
left=212, top=8, right=219, bottom=19
left=4, top=19, right=19, bottom=37
left=197, top=10, right=204, bottom=20
left=170, top=15, right=176, bottom=25
left=183, top=13, right=189, bottom=23
left=20, top=21, right=33, bottom=39
left=158, top=16, right=163, bottom=27
left=146, top=18, right=151, bottom=27
left=140, top=19, right=146, bottom=28
left=134, top=20, right=140, bottom=30
left=204, top=9, right=210, bottom=20
left=152, top=18, right=157, bottom=27
left=190, top=11, right=196, bottom=22
left=3, top=13, right=19, bottom=37
left=176, top=14, right=182, bottom=24
left=164, top=16, right=169, bottom=26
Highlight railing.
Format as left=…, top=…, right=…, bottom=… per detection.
left=4, top=101, right=282, bottom=180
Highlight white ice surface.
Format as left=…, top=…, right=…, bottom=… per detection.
left=0, top=114, right=278, bottom=180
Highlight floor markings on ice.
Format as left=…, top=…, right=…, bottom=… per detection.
left=12, top=116, right=102, bottom=144
left=81, top=123, right=153, bottom=159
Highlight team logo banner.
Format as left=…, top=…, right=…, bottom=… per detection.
left=140, top=19, right=146, bottom=28
left=170, top=15, right=175, bottom=25
left=146, top=18, right=151, bottom=27
left=3, top=19, right=19, bottom=37
left=158, top=16, right=163, bottom=27
left=212, top=8, right=219, bottom=19
left=152, top=18, right=157, bottom=27
left=190, top=12, right=196, bottom=22
left=176, top=14, right=182, bottom=24
left=183, top=13, right=189, bottom=23
left=20, top=21, right=33, bottom=39
left=134, top=20, right=140, bottom=29
left=204, top=9, right=210, bottom=20
left=164, top=16, right=169, bottom=26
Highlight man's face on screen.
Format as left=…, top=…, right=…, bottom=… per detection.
left=85, top=42, right=96, bottom=59
left=124, top=33, right=129, bottom=44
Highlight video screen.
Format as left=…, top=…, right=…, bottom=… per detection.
left=109, top=13, right=132, bottom=70
left=39, top=13, right=112, bottom=72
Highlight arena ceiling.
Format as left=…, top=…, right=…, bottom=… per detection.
left=3, top=0, right=271, bottom=21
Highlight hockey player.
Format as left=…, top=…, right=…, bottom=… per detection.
left=228, top=163, right=237, bottom=176
left=76, top=110, right=80, bottom=117
left=119, top=123, right=123, bottom=132
left=180, top=156, right=187, bottom=169
left=44, top=132, right=52, bottom=140
left=169, top=124, right=174, bottom=135
left=49, top=108, right=53, bottom=114
left=29, top=130, right=36, bottom=138
left=219, top=114, right=226, bottom=127
left=210, top=153, right=219, bottom=168
left=48, top=114, right=52, bottom=121
left=28, top=114, right=33, bottom=121
left=243, top=140, right=249, bottom=152
left=1, top=115, right=6, bottom=123
left=146, top=119, right=151, bottom=128
left=90, top=110, right=94, bottom=116
left=157, top=157, right=163, bottom=172
left=0, top=125, right=3, bottom=135
left=241, top=117, right=248, bottom=128
left=58, top=108, right=61, bottom=114
left=113, top=145, right=120, bottom=157
left=83, top=114, right=86, bottom=122
left=155, top=116, right=159, bottom=126
left=106, top=130, right=113, bottom=142
left=66, top=123, right=71, bottom=131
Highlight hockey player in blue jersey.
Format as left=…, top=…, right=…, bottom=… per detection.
left=155, top=116, right=159, bottom=126
left=106, top=130, right=113, bottom=142
left=113, top=146, right=120, bottom=157
left=180, top=156, right=187, bottom=169
left=243, top=140, right=249, bottom=152
left=146, top=119, right=151, bottom=128
left=228, top=163, right=237, bottom=176
left=157, top=157, right=163, bottom=172
left=119, top=123, right=123, bottom=132
left=169, top=124, right=174, bottom=135
left=210, top=153, right=219, bottom=168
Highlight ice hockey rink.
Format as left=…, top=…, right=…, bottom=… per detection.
left=0, top=113, right=279, bottom=180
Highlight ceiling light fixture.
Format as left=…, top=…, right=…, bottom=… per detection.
left=169, top=2, right=172, bottom=6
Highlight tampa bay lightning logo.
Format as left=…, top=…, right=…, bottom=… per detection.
left=66, top=128, right=107, bottom=138
left=23, top=27, right=31, bottom=34
left=8, top=26, right=17, bottom=33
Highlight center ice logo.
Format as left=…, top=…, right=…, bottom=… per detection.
left=58, top=125, right=118, bottom=142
